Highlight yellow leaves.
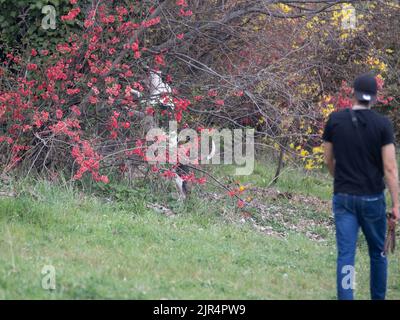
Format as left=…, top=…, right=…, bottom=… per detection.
left=290, top=141, right=325, bottom=171
left=376, top=74, right=384, bottom=83
left=297, top=83, right=319, bottom=97
left=366, top=56, right=387, bottom=73
left=300, top=149, right=309, bottom=157
left=340, top=32, right=350, bottom=40
left=305, top=160, right=315, bottom=170
left=276, top=4, right=292, bottom=14
left=322, top=103, right=335, bottom=118
left=312, top=146, right=323, bottom=154
left=331, top=10, right=342, bottom=25
left=258, top=15, right=266, bottom=22
left=306, top=16, right=320, bottom=30
left=331, top=3, right=360, bottom=39
left=341, top=3, right=356, bottom=24
left=386, top=48, right=394, bottom=55
left=305, top=145, right=325, bottom=170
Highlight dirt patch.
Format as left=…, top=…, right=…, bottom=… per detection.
left=204, top=186, right=334, bottom=241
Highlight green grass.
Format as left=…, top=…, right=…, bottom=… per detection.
left=0, top=164, right=399, bottom=299
left=213, top=161, right=332, bottom=200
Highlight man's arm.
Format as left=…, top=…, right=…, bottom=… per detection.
left=382, top=143, right=399, bottom=223
left=323, top=141, right=335, bottom=177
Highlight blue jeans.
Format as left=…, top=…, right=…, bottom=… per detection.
left=333, top=192, right=387, bottom=300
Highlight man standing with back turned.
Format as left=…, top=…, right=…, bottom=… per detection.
left=323, top=73, right=399, bottom=300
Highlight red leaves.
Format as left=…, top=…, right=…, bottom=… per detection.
left=179, top=9, right=193, bottom=17
left=146, top=107, right=155, bottom=115
left=237, top=200, right=245, bottom=208
left=116, top=6, right=128, bottom=17
left=27, top=63, right=38, bottom=71
left=121, top=122, right=131, bottom=129
left=71, top=140, right=108, bottom=183
left=233, top=90, right=244, bottom=97
left=130, top=139, right=146, bottom=158
left=208, top=89, right=218, bottom=97
left=176, top=0, right=188, bottom=6
left=141, top=16, right=161, bottom=28
left=177, top=0, right=192, bottom=16
left=131, top=41, right=141, bottom=59
left=0, top=136, right=14, bottom=144
left=162, top=170, right=176, bottom=178
left=197, top=176, right=207, bottom=184
left=100, top=15, right=115, bottom=24
left=61, top=7, right=81, bottom=22
left=133, top=82, right=144, bottom=92
left=46, top=61, right=67, bottom=81
left=173, top=98, right=191, bottom=122
left=84, top=18, right=94, bottom=29
left=70, top=105, right=81, bottom=116
left=33, top=111, right=49, bottom=128
left=376, top=75, right=384, bottom=90
left=155, top=54, right=166, bottom=66
left=0, top=1, right=198, bottom=186
left=56, top=109, right=63, bottom=120
left=109, top=114, right=119, bottom=129
left=66, top=88, right=80, bottom=95
left=106, top=83, right=122, bottom=97
left=89, top=96, right=98, bottom=104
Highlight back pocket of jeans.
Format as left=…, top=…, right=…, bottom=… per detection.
left=361, top=197, right=385, bottom=221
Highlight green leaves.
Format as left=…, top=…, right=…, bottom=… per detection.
left=0, top=0, right=81, bottom=51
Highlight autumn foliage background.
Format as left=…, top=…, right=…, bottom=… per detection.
left=0, top=0, right=399, bottom=187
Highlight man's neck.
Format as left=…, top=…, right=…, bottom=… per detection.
left=352, top=104, right=370, bottom=110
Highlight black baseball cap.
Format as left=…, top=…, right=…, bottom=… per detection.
left=353, top=73, right=377, bottom=102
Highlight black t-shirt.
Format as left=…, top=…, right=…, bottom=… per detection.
left=322, top=108, right=395, bottom=195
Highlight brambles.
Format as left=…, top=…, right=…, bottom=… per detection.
left=0, top=1, right=399, bottom=199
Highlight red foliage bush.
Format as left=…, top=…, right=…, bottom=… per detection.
left=0, top=1, right=195, bottom=183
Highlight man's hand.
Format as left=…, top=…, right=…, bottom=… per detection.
left=389, top=206, right=399, bottom=229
